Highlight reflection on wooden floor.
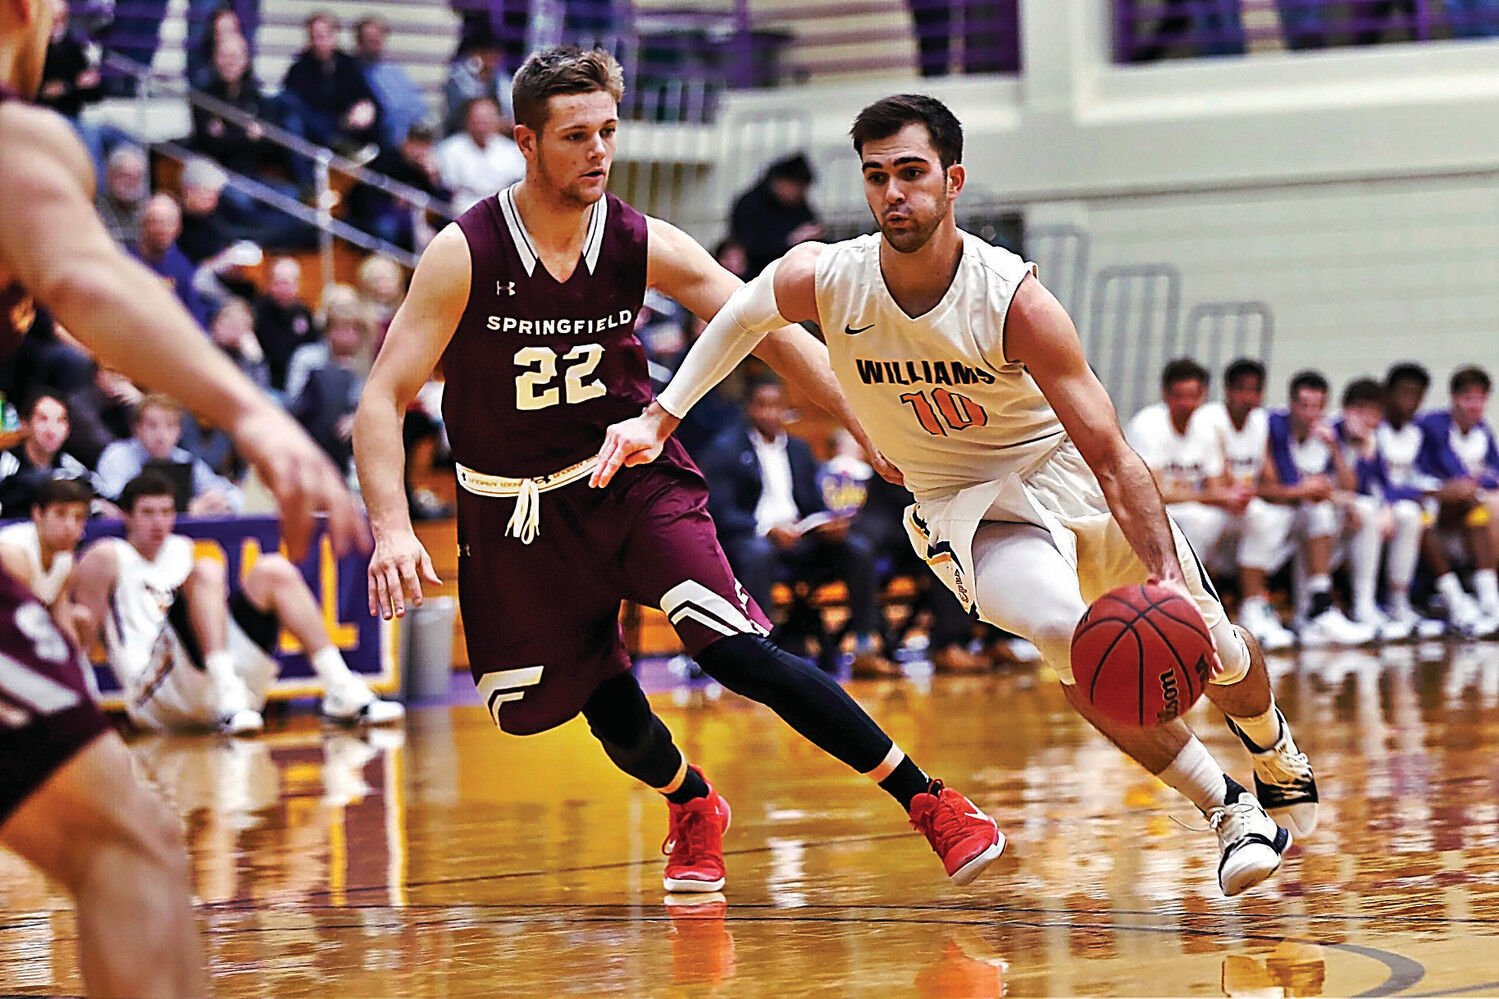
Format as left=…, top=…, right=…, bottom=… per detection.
left=5, top=642, right=1499, bottom=996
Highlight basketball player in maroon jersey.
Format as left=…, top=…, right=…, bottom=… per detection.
left=356, top=46, right=1002, bottom=893
left=0, top=0, right=365, bottom=993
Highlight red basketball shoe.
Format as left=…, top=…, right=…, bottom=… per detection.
left=909, top=780, right=1005, bottom=886
left=662, top=770, right=731, bottom=893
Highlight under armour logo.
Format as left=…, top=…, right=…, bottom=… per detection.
left=497, top=281, right=516, bottom=296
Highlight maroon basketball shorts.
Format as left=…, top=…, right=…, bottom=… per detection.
left=456, top=446, right=770, bottom=735
left=0, top=568, right=112, bottom=825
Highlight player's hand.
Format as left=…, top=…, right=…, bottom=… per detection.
left=367, top=528, right=441, bottom=620
left=228, top=405, right=369, bottom=561
left=1302, top=475, right=1333, bottom=501
left=1312, top=421, right=1336, bottom=445
left=592, top=402, right=681, bottom=489
left=1440, top=478, right=1479, bottom=504
left=1149, top=572, right=1223, bottom=677
left=868, top=447, right=904, bottom=486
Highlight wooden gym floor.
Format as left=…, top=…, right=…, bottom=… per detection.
left=3, top=641, right=1499, bottom=997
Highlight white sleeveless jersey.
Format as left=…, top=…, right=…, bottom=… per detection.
left=1190, top=402, right=1268, bottom=488
left=103, top=534, right=194, bottom=683
left=0, top=522, right=73, bottom=606
left=815, top=232, right=1064, bottom=502
left=1124, top=402, right=1223, bottom=491
left=1377, top=421, right=1439, bottom=492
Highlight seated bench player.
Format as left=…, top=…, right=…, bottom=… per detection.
left=0, top=477, right=95, bottom=652
left=71, top=472, right=404, bottom=734
left=1258, top=370, right=1375, bottom=647
left=1334, top=378, right=1442, bottom=640
left=1381, top=363, right=1497, bottom=636
left=1418, top=365, right=1499, bottom=623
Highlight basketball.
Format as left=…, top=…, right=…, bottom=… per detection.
left=1070, top=584, right=1215, bottom=727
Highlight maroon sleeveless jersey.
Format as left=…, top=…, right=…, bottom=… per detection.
left=443, top=187, right=653, bottom=478
left=0, top=83, right=37, bottom=361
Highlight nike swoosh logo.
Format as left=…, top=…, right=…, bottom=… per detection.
left=844, top=323, right=875, bottom=335
left=965, top=809, right=993, bottom=823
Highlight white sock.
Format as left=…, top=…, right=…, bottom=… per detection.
left=1229, top=701, right=1282, bottom=752
left=1436, top=572, right=1467, bottom=605
left=311, top=647, right=357, bottom=687
left=1307, top=573, right=1332, bottom=594
left=1389, top=588, right=1413, bottom=618
left=1475, top=569, right=1499, bottom=609
left=205, top=649, right=249, bottom=715
left=1158, top=738, right=1230, bottom=814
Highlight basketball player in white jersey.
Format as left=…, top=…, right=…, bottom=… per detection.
left=71, top=472, right=403, bottom=735
left=0, top=477, right=92, bottom=647
left=1191, top=359, right=1297, bottom=650
left=597, top=95, right=1318, bottom=896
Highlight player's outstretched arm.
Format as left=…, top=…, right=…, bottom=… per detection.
left=354, top=224, right=468, bottom=619
left=1004, top=277, right=1187, bottom=588
left=0, top=105, right=362, bottom=560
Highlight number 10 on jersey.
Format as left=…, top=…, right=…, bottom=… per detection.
left=899, top=388, right=988, bottom=436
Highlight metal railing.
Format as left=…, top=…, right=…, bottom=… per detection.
left=102, top=53, right=455, bottom=279
left=1115, top=0, right=1499, bottom=64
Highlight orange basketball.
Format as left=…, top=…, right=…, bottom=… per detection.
left=1070, top=583, right=1214, bottom=726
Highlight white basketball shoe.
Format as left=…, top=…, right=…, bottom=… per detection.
left=1210, top=789, right=1292, bottom=897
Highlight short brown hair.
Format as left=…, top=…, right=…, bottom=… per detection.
left=511, top=46, right=624, bottom=132
left=132, top=393, right=181, bottom=428
left=850, top=94, right=964, bottom=169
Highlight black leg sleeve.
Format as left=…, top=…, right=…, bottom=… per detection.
left=695, top=634, right=894, bottom=773
left=581, top=672, right=684, bottom=789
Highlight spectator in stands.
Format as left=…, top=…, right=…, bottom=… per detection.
left=0, top=391, right=106, bottom=519
left=701, top=379, right=897, bottom=678
left=730, top=153, right=824, bottom=278
left=1125, top=359, right=1251, bottom=563
left=133, top=194, right=213, bottom=330
left=96, top=145, right=149, bottom=247
left=279, top=12, right=381, bottom=162
left=348, top=123, right=451, bottom=251
left=38, top=6, right=105, bottom=164
left=435, top=97, right=525, bottom=213
left=355, top=253, right=406, bottom=336
left=1448, top=0, right=1499, bottom=37
left=252, top=257, right=316, bottom=395
left=96, top=395, right=242, bottom=514
left=207, top=298, right=268, bottom=389
left=65, top=364, right=140, bottom=471
left=99, top=0, right=167, bottom=96
left=355, top=16, right=428, bottom=149
left=177, top=158, right=237, bottom=264
left=1127, top=0, right=1246, bottom=61
left=1191, top=358, right=1296, bottom=651
left=288, top=296, right=372, bottom=473
left=444, top=31, right=513, bottom=135
left=1419, top=364, right=1499, bottom=624
left=186, top=1, right=260, bottom=88
left=1275, top=0, right=1330, bottom=49
left=1259, top=370, right=1374, bottom=646
left=1380, top=362, right=1496, bottom=636
left=843, top=436, right=987, bottom=673
left=1334, top=377, right=1440, bottom=639
left=1, top=312, right=94, bottom=405
left=192, top=31, right=278, bottom=179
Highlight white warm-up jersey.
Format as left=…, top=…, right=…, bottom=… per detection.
left=815, top=232, right=1064, bottom=502
left=1191, top=402, right=1268, bottom=488
left=1125, top=403, right=1224, bottom=492
left=102, top=534, right=194, bottom=684
left=1377, top=421, right=1441, bottom=493
left=0, top=522, right=73, bottom=606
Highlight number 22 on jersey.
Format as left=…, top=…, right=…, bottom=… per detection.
left=900, top=388, right=988, bottom=436
left=514, top=344, right=607, bottom=411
